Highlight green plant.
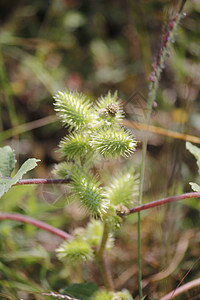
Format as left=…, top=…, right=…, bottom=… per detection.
left=53, top=90, right=138, bottom=298
left=0, top=90, right=139, bottom=300
left=1, top=92, right=200, bottom=299
left=1, top=1, right=200, bottom=299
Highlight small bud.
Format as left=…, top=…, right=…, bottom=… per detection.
left=106, top=103, right=118, bottom=117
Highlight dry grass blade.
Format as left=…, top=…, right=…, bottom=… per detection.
left=142, top=231, right=191, bottom=288
left=123, top=120, right=200, bottom=144
left=160, top=277, right=200, bottom=300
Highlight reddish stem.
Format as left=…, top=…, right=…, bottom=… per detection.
left=0, top=213, right=72, bottom=240
left=127, top=192, right=200, bottom=215
left=14, top=179, right=200, bottom=215
left=14, top=178, right=71, bottom=185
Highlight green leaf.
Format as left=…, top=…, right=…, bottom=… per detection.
left=61, top=282, right=99, bottom=300
left=189, top=182, right=200, bottom=192
left=0, top=146, right=16, bottom=177
left=186, top=142, right=200, bottom=173
left=0, top=158, right=40, bottom=198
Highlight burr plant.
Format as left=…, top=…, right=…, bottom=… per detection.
left=54, top=90, right=136, bottom=160
left=53, top=89, right=138, bottom=294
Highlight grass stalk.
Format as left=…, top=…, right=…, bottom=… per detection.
left=136, top=8, right=185, bottom=299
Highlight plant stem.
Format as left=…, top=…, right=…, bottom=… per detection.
left=14, top=178, right=71, bottom=185
left=0, top=213, right=72, bottom=240
left=11, top=177, right=200, bottom=214
left=95, top=222, right=114, bottom=291
left=136, top=10, right=185, bottom=298
left=127, top=192, right=200, bottom=215
left=12, top=178, right=200, bottom=213
left=137, top=211, right=143, bottom=298
left=137, top=133, right=147, bottom=299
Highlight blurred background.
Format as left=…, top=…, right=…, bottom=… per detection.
left=0, top=0, right=200, bottom=299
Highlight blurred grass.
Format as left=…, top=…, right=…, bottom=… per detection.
left=0, top=0, right=200, bottom=299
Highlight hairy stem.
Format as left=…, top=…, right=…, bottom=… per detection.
left=0, top=213, right=72, bottom=240
left=95, top=222, right=114, bottom=291
left=12, top=178, right=200, bottom=214
left=127, top=192, right=200, bottom=215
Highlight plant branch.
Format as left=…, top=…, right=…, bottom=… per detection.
left=127, top=192, right=200, bottom=215
left=0, top=213, right=72, bottom=240
left=13, top=178, right=200, bottom=217
left=95, top=222, right=114, bottom=291
left=14, top=178, right=71, bottom=185
left=96, top=222, right=109, bottom=259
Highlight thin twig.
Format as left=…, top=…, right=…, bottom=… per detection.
left=0, top=213, right=72, bottom=240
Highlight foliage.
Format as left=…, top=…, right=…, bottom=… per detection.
left=62, top=282, right=99, bottom=300
left=0, top=145, right=40, bottom=198
left=0, top=0, right=200, bottom=299
left=0, top=145, right=16, bottom=177
left=186, top=142, right=200, bottom=192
